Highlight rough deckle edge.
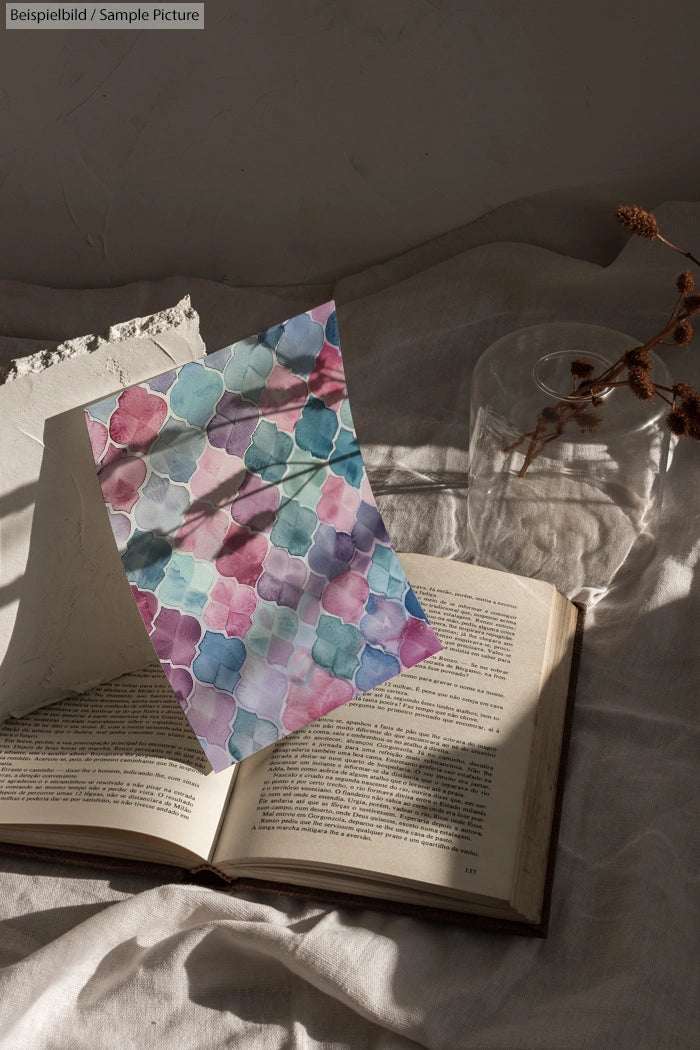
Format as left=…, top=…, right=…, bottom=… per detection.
left=0, top=295, right=197, bottom=387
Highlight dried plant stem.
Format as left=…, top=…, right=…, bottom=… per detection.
left=617, top=204, right=700, bottom=267
left=505, top=303, right=700, bottom=475
left=504, top=209, right=700, bottom=474
left=656, top=233, right=700, bottom=269
left=509, top=421, right=565, bottom=478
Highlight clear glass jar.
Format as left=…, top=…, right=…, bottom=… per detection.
left=466, top=323, right=674, bottom=604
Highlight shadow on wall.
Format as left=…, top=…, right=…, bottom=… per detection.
left=0, top=0, right=699, bottom=287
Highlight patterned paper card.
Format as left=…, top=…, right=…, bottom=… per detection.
left=84, top=302, right=441, bottom=771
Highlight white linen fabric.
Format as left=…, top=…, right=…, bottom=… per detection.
left=0, top=202, right=698, bottom=1048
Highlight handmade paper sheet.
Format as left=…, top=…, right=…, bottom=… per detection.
left=84, top=302, right=441, bottom=770
left=0, top=297, right=205, bottom=721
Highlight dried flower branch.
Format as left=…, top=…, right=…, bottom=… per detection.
left=617, top=204, right=700, bottom=268
left=506, top=213, right=700, bottom=476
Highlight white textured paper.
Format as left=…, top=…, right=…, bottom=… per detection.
left=0, top=297, right=205, bottom=720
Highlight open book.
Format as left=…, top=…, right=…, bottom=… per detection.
left=0, top=553, right=582, bottom=934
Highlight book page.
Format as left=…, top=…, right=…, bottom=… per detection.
left=214, top=554, right=559, bottom=905
left=0, top=663, right=235, bottom=863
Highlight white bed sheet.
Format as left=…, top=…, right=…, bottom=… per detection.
left=0, top=202, right=698, bottom=1049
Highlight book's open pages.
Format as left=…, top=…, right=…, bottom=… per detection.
left=0, top=554, right=579, bottom=928
left=213, top=554, right=578, bottom=922
left=0, top=665, right=237, bottom=866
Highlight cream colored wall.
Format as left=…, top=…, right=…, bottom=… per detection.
left=0, top=1, right=698, bottom=287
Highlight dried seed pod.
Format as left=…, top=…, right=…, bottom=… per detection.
left=617, top=204, right=659, bottom=240
left=570, top=359, right=595, bottom=379
left=628, top=366, right=655, bottom=401
left=673, top=320, right=693, bottom=346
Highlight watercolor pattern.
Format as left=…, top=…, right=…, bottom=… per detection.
left=84, top=302, right=441, bottom=771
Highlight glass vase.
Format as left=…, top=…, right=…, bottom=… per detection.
left=466, top=323, right=674, bottom=604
